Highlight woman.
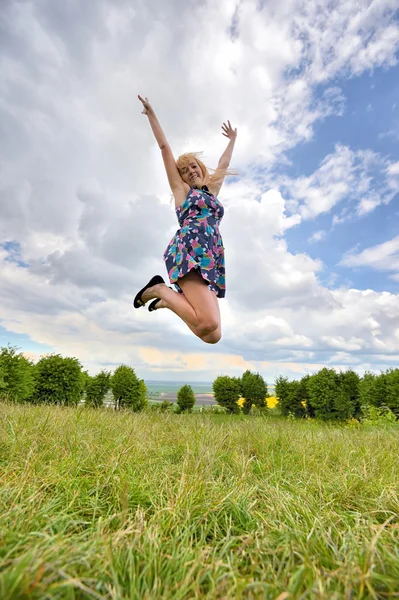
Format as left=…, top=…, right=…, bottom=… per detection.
left=134, top=95, right=237, bottom=344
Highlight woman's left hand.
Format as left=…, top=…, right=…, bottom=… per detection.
left=221, top=120, right=237, bottom=140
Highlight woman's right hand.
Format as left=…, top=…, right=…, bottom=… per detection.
left=138, top=95, right=153, bottom=115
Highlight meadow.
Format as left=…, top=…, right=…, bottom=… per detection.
left=1, top=403, right=398, bottom=599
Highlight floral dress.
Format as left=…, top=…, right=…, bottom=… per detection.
left=163, top=186, right=226, bottom=298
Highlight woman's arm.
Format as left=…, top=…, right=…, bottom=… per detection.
left=209, top=121, right=237, bottom=196
left=217, top=121, right=237, bottom=169
left=138, top=95, right=185, bottom=193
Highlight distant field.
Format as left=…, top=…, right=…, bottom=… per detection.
left=145, top=381, right=275, bottom=405
left=145, top=381, right=215, bottom=405
left=1, top=403, right=398, bottom=599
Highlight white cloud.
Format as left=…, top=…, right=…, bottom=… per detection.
left=308, top=230, right=327, bottom=243
left=1, top=0, right=399, bottom=381
left=340, top=236, right=399, bottom=280
left=387, top=161, right=399, bottom=176
left=277, top=144, right=398, bottom=222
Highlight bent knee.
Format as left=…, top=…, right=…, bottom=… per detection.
left=197, top=318, right=219, bottom=337
left=202, top=329, right=222, bottom=344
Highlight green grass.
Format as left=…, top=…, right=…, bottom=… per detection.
left=0, top=403, right=398, bottom=599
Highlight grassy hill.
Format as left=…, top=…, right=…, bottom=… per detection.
left=1, top=403, right=398, bottom=598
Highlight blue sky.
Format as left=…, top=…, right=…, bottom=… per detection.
left=0, top=325, right=53, bottom=355
left=285, top=65, right=399, bottom=173
left=281, top=64, right=399, bottom=293
left=0, top=0, right=398, bottom=382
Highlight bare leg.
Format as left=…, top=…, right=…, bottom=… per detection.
left=141, top=271, right=221, bottom=344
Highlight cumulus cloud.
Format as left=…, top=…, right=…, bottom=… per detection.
left=276, top=144, right=399, bottom=221
left=1, top=0, right=399, bottom=381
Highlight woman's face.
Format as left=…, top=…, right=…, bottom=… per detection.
left=180, top=160, right=203, bottom=187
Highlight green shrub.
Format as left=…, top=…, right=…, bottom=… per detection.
left=0, top=346, right=35, bottom=402
left=151, top=400, right=174, bottom=412
left=240, top=370, right=268, bottom=414
left=85, top=370, right=111, bottom=408
left=32, top=354, right=83, bottom=405
left=111, top=365, right=147, bottom=412
left=385, top=369, right=399, bottom=416
left=177, top=385, right=196, bottom=413
left=361, top=404, right=397, bottom=426
left=307, top=368, right=340, bottom=420
left=212, top=376, right=241, bottom=413
left=335, top=370, right=360, bottom=420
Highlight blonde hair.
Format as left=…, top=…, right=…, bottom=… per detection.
left=176, top=152, right=237, bottom=193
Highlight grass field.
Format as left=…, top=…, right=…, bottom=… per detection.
left=1, top=403, right=399, bottom=599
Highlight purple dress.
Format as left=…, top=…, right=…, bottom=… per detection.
left=163, top=186, right=226, bottom=298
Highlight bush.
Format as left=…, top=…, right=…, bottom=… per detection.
left=275, top=375, right=308, bottom=418
left=212, top=376, right=241, bottom=413
left=335, top=370, right=360, bottom=420
left=359, top=371, right=392, bottom=411
left=32, top=354, right=83, bottom=405
left=307, top=368, right=340, bottom=420
left=385, top=369, right=399, bottom=416
left=138, top=379, right=149, bottom=410
left=151, top=400, right=174, bottom=412
left=177, top=385, right=196, bottom=413
left=0, top=346, right=35, bottom=402
left=361, top=404, right=397, bottom=426
left=85, top=370, right=111, bottom=408
left=111, top=365, right=147, bottom=411
left=240, top=370, right=268, bottom=414
left=359, top=372, right=376, bottom=407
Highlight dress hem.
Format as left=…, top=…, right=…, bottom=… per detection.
left=168, top=264, right=225, bottom=299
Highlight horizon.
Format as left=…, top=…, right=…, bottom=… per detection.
left=1, top=1, right=398, bottom=381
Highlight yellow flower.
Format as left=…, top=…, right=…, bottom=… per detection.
left=266, top=396, right=279, bottom=409
left=237, top=396, right=279, bottom=409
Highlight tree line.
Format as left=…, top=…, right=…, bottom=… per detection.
left=0, top=347, right=145, bottom=411
left=0, top=346, right=398, bottom=420
left=213, top=367, right=399, bottom=420
left=275, top=368, right=399, bottom=420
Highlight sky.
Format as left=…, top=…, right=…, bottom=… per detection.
left=0, top=0, right=398, bottom=383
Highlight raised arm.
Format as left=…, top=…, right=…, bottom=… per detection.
left=138, top=95, right=185, bottom=194
left=209, top=121, right=237, bottom=196
left=217, top=120, right=237, bottom=169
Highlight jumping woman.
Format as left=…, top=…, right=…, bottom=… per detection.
left=134, top=95, right=237, bottom=344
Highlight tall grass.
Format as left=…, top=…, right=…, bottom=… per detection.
left=0, top=403, right=398, bottom=599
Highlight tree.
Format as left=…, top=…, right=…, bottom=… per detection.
left=359, top=372, right=376, bottom=408
left=138, top=379, right=149, bottom=411
left=177, top=384, right=196, bottom=412
left=85, top=370, right=111, bottom=408
left=212, top=376, right=241, bottom=413
left=307, top=368, right=340, bottom=420
left=289, top=378, right=309, bottom=418
left=0, top=346, right=35, bottom=402
left=111, top=365, right=146, bottom=411
left=335, top=370, right=360, bottom=420
left=275, top=376, right=290, bottom=416
left=374, top=372, right=388, bottom=408
left=385, top=369, right=399, bottom=417
left=240, top=370, right=268, bottom=413
left=32, top=354, right=83, bottom=405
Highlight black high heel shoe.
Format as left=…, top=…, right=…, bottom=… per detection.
left=133, top=275, right=165, bottom=308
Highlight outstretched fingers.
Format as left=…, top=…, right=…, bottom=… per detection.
left=138, top=94, right=151, bottom=114
left=221, top=120, right=237, bottom=138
